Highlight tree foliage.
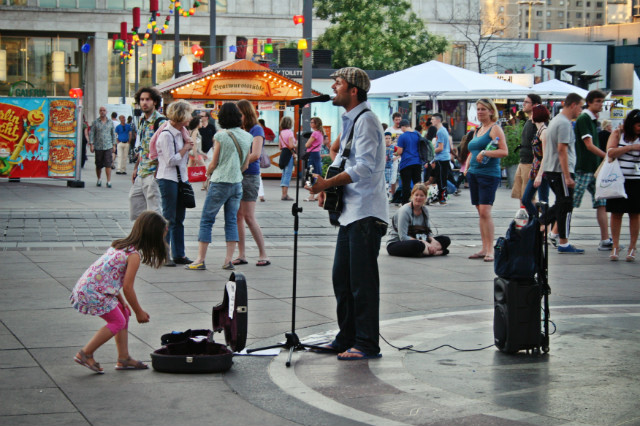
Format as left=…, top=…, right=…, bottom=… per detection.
left=314, top=0, right=448, bottom=71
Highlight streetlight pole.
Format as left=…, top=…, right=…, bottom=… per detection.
left=132, top=7, right=140, bottom=93
left=209, top=0, right=216, bottom=65
left=150, top=0, right=158, bottom=86
left=518, top=1, right=543, bottom=39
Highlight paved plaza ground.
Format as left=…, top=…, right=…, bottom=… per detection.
left=1, top=160, right=639, bottom=426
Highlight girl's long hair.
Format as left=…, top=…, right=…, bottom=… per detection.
left=237, top=99, right=259, bottom=131
left=623, top=109, right=640, bottom=142
left=112, top=211, right=167, bottom=268
left=311, top=117, right=326, bottom=136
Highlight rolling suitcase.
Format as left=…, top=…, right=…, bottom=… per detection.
left=493, top=205, right=550, bottom=354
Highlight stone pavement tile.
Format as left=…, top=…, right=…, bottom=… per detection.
left=0, top=366, right=56, bottom=390
left=0, top=333, right=22, bottom=350
left=0, top=349, right=39, bottom=368
left=0, top=413, right=89, bottom=426
left=0, top=388, right=76, bottom=417
left=0, top=285, right=72, bottom=311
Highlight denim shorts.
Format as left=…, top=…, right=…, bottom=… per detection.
left=241, top=174, right=260, bottom=202
left=467, top=172, right=501, bottom=206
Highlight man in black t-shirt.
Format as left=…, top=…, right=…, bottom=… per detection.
left=198, top=111, right=216, bottom=154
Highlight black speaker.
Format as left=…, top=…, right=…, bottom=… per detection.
left=494, top=277, right=542, bottom=353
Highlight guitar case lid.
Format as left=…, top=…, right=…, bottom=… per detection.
left=150, top=272, right=247, bottom=373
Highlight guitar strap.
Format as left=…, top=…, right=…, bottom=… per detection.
left=338, top=108, right=370, bottom=169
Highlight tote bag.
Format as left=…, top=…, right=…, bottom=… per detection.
left=595, top=153, right=627, bottom=200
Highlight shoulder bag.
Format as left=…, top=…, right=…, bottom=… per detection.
left=278, top=134, right=293, bottom=170
left=595, top=150, right=627, bottom=200
left=167, top=130, right=196, bottom=209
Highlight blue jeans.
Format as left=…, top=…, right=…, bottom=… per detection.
left=521, top=177, right=550, bottom=218
left=280, top=156, right=294, bottom=187
left=308, top=151, right=322, bottom=177
left=331, top=216, right=388, bottom=355
left=157, top=178, right=186, bottom=259
left=198, top=182, right=243, bottom=243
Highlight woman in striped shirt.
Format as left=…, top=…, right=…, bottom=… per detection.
left=606, top=109, right=640, bottom=261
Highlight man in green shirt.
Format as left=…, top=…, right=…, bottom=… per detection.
left=128, top=87, right=165, bottom=221
left=573, top=89, right=612, bottom=250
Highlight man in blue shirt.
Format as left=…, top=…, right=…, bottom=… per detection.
left=396, top=119, right=422, bottom=204
left=307, top=67, right=388, bottom=360
left=114, top=115, right=131, bottom=174
left=432, top=113, right=451, bottom=205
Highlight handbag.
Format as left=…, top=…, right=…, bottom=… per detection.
left=188, top=165, right=207, bottom=182
left=259, top=142, right=270, bottom=168
left=494, top=219, right=539, bottom=279
left=167, top=130, right=196, bottom=209
left=595, top=152, right=627, bottom=200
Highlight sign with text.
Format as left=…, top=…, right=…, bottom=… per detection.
left=0, top=97, right=78, bottom=179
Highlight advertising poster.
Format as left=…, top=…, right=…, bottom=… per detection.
left=0, top=97, right=78, bottom=179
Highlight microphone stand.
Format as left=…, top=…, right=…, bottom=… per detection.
left=247, top=101, right=331, bottom=366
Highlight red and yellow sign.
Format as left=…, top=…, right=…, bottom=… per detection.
left=48, top=138, right=76, bottom=177
left=0, top=97, right=78, bottom=179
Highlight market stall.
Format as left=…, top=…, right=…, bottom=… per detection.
left=156, top=59, right=322, bottom=178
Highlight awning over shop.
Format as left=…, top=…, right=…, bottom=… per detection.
left=155, top=59, right=322, bottom=102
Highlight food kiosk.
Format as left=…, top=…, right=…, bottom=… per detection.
left=155, top=59, right=322, bottom=178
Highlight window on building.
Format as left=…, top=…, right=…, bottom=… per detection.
left=107, top=0, right=124, bottom=8
left=78, top=0, right=95, bottom=7
left=586, top=12, right=590, bottom=18
left=576, top=12, right=582, bottom=18
left=622, top=39, right=628, bottom=45
left=536, top=10, right=542, bottom=16
left=596, top=1, right=603, bottom=6
left=538, top=22, right=543, bottom=29
left=499, top=6, right=504, bottom=12
left=9, top=0, right=29, bottom=4
left=501, top=18, right=504, bottom=24
left=586, top=1, right=590, bottom=6
left=559, top=0, right=564, bottom=4
left=547, top=0, right=552, bottom=4
left=596, top=12, right=602, bottom=18
left=576, top=0, right=582, bottom=5
left=39, top=0, right=57, bottom=5
left=567, top=12, right=570, bottom=18
left=547, top=11, right=551, bottom=16
left=558, top=11, right=564, bottom=17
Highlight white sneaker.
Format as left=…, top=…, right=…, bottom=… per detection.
left=598, top=238, right=613, bottom=251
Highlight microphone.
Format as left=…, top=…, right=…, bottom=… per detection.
left=289, top=94, right=331, bottom=106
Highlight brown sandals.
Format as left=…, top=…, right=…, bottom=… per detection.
left=74, top=350, right=104, bottom=374
left=115, top=356, right=148, bottom=370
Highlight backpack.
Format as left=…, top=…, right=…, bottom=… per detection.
left=494, top=219, right=540, bottom=279
left=148, top=116, right=168, bottom=160
left=418, top=135, right=434, bottom=164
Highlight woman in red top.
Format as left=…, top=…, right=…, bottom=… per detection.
left=305, top=116, right=325, bottom=201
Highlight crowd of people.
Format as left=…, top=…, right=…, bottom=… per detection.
left=72, top=67, right=639, bottom=373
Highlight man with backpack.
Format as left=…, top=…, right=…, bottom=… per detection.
left=129, top=87, right=165, bottom=221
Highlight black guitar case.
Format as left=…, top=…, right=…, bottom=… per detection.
left=150, top=272, right=248, bottom=373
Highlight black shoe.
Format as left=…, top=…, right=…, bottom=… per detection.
left=173, top=256, right=193, bottom=265
left=165, top=259, right=176, bottom=267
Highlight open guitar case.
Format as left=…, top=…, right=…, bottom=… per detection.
left=150, top=272, right=248, bottom=373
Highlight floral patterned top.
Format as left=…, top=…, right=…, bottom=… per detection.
left=530, top=125, right=546, bottom=180
left=70, top=246, right=138, bottom=316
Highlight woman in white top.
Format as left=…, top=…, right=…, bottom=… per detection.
left=605, top=109, right=640, bottom=261
left=156, top=100, right=194, bottom=266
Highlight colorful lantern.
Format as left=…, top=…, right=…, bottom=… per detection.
left=81, top=43, right=91, bottom=53
left=264, top=44, right=273, bottom=54
left=293, top=15, right=304, bottom=25
left=191, top=44, right=204, bottom=58
left=297, top=39, right=307, bottom=50
left=113, top=39, right=125, bottom=51
left=52, top=51, right=65, bottom=82
left=229, top=45, right=237, bottom=53
left=152, top=43, right=163, bottom=55
left=69, top=88, right=83, bottom=98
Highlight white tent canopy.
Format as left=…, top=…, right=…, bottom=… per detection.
left=368, top=60, right=531, bottom=98
left=530, top=79, right=589, bottom=99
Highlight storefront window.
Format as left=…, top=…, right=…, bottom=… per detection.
left=60, top=0, right=77, bottom=7
left=78, top=0, right=95, bottom=7
left=0, top=36, right=81, bottom=97
left=107, top=0, right=124, bottom=9
left=39, top=0, right=57, bottom=6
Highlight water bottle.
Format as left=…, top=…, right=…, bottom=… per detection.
left=514, top=207, right=529, bottom=229
left=481, top=137, right=499, bottom=165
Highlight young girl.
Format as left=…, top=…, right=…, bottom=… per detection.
left=70, top=211, right=167, bottom=373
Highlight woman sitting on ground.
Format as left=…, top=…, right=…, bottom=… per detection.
left=387, top=184, right=451, bottom=257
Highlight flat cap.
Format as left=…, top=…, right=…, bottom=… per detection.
left=330, top=67, right=371, bottom=92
